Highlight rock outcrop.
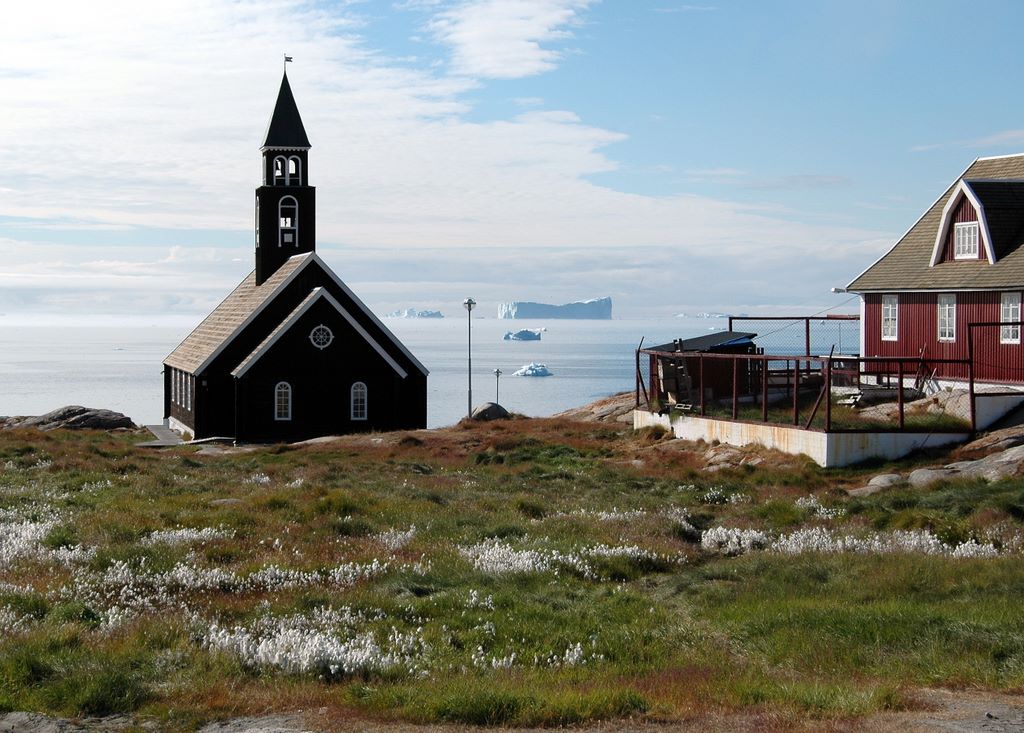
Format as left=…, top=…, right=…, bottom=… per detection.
left=848, top=432, right=1024, bottom=494
left=555, top=392, right=635, bottom=424
left=471, top=402, right=511, bottom=421
left=0, top=406, right=136, bottom=431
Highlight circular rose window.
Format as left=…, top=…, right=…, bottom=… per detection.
left=309, top=324, right=334, bottom=350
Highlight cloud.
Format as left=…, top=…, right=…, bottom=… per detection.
left=743, top=174, right=852, bottom=191
left=654, top=4, right=717, bottom=12
left=0, top=0, right=891, bottom=318
left=912, top=128, right=1024, bottom=153
left=684, top=169, right=851, bottom=190
left=684, top=167, right=748, bottom=181
left=427, top=0, right=593, bottom=79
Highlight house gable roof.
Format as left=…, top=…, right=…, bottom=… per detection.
left=231, top=288, right=408, bottom=378
left=164, top=253, right=428, bottom=377
left=848, top=154, right=1024, bottom=292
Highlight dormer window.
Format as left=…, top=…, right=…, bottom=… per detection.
left=954, top=222, right=979, bottom=259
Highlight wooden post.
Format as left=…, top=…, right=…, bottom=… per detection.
left=699, top=355, right=706, bottom=416
left=635, top=348, right=640, bottom=408
left=825, top=357, right=832, bottom=432
left=761, top=355, right=768, bottom=422
left=897, top=360, right=904, bottom=430
left=732, top=357, right=738, bottom=419
left=968, top=325, right=976, bottom=433
left=792, top=359, right=800, bottom=425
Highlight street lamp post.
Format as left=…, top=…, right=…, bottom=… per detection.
left=493, top=368, right=502, bottom=404
left=463, top=298, right=476, bottom=417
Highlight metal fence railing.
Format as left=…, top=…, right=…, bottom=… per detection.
left=636, top=351, right=973, bottom=433
left=727, top=315, right=859, bottom=358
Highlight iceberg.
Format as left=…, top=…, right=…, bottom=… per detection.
left=503, top=328, right=546, bottom=341
left=513, top=362, right=552, bottom=377
left=386, top=308, right=444, bottom=318
left=497, top=297, right=611, bottom=320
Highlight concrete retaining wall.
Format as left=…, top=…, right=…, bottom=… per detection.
left=634, top=410, right=967, bottom=467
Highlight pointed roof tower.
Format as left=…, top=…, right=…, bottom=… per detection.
left=261, top=72, right=311, bottom=149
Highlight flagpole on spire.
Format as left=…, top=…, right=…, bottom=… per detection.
left=283, top=54, right=293, bottom=74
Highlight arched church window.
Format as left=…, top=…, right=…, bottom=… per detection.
left=273, top=156, right=286, bottom=184
left=288, top=156, right=301, bottom=185
left=351, top=382, right=368, bottom=421
left=279, top=196, right=298, bottom=246
left=275, top=382, right=292, bottom=421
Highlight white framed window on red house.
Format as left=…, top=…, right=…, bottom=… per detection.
left=938, top=294, right=956, bottom=342
left=1002, top=292, right=1022, bottom=344
left=881, top=294, right=898, bottom=341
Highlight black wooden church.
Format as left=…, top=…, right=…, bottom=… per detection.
left=163, top=71, right=427, bottom=441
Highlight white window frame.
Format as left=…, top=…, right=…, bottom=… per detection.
left=937, top=294, right=956, bottom=342
left=275, top=382, right=292, bottom=421
left=954, top=222, right=979, bottom=259
left=881, top=294, right=898, bottom=342
left=1001, top=292, right=1021, bottom=344
left=273, top=156, right=286, bottom=184
left=351, top=382, right=368, bottom=421
left=171, top=369, right=177, bottom=405
left=185, top=374, right=191, bottom=411
left=288, top=155, right=301, bottom=185
left=278, top=196, right=298, bottom=247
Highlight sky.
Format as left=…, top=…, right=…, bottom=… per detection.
left=5, top=0, right=1024, bottom=320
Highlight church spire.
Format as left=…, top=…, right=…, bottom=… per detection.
left=261, top=71, right=311, bottom=150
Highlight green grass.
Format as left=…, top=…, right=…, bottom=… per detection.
left=0, top=421, right=1021, bottom=727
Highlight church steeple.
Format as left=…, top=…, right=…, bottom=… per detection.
left=262, top=72, right=311, bottom=149
left=255, top=70, right=316, bottom=285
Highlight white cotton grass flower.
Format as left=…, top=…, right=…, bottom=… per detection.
left=204, top=610, right=429, bottom=677
left=701, top=526, right=1003, bottom=559
left=460, top=539, right=553, bottom=575
left=795, top=495, right=845, bottom=519
left=246, top=472, right=271, bottom=486
left=465, top=589, right=495, bottom=610
left=141, top=525, right=235, bottom=546
left=57, top=555, right=397, bottom=629
left=459, top=538, right=681, bottom=579
left=560, top=507, right=647, bottom=522
left=700, top=526, right=770, bottom=556
left=0, top=605, right=29, bottom=635
left=0, top=513, right=96, bottom=567
left=375, top=525, right=417, bottom=552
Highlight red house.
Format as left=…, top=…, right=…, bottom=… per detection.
left=847, top=154, right=1024, bottom=384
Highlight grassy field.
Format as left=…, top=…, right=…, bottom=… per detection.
left=0, top=419, right=1022, bottom=729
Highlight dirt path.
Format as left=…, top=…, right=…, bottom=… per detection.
left=3, top=689, right=1022, bottom=733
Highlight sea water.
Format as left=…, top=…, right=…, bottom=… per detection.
left=0, top=315, right=728, bottom=428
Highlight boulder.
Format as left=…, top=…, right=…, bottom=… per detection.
left=1, top=406, right=136, bottom=431
left=868, top=473, right=903, bottom=487
left=907, top=467, right=957, bottom=487
left=471, top=402, right=511, bottom=421
left=847, top=484, right=888, bottom=497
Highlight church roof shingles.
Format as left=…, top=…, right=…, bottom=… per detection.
left=164, top=254, right=311, bottom=374
left=848, top=155, right=1024, bottom=292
